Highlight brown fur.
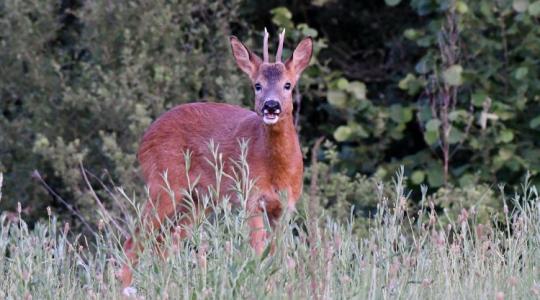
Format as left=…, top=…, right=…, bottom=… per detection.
left=119, top=34, right=313, bottom=288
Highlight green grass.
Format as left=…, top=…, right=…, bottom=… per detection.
left=1, top=160, right=540, bottom=299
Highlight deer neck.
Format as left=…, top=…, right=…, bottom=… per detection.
left=262, top=115, right=300, bottom=172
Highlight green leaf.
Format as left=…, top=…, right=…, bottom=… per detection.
left=389, top=105, right=402, bottom=123
left=529, top=116, right=540, bottom=128
left=442, top=65, right=463, bottom=86
left=297, top=24, right=318, bottom=38
left=427, top=167, right=444, bottom=187
left=389, top=104, right=413, bottom=123
left=404, top=29, right=419, bottom=40
left=399, top=73, right=424, bottom=95
left=333, top=126, right=352, bottom=142
left=415, top=56, right=431, bottom=74
left=346, top=81, right=367, bottom=100
left=336, top=78, right=349, bottom=90
left=270, top=7, right=292, bottom=19
left=448, top=110, right=468, bottom=122
left=498, top=148, right=513, bottom=161
left=448, top=127, right=464, bottom=144
left=458, top=174, right=475, bottom=187
left=271, top=7, right=294, bottom=28
left=514, top=67, right=529, bottom=80
left=528, top=1, right=540, bottom=16
left=472, top=91, right=488, bottom=107
left=327, top=90, right=347, bottom=108
left=403, top=107, right=413, bottom=123
left=456, top=1, right=469, bottom=13
left=398, top=74, right=412, bottom=90
left=411, top=170, right=425, bottom=184
left=513, top=0, right=530, bottom=12
left=499, top=129, right=514, bottom=143
left=385, top=0, right=401, bottom=6
left=426, top=119, right=441, bottom=132
left=418, top=105, right=433, bottom=123
left=424, top=130, right=439, bottom=145
left=350, top=123, right=370, bottom=138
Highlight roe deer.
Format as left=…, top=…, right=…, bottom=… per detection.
left=119, top=29, right=312, bottom=288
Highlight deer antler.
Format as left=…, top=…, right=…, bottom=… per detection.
left=263, top=27, right=269, bottom=63
left=276, top=28, right=286, bottom=63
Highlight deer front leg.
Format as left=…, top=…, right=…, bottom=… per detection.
left=248, top=210, right=267, bottom=255
left=247, top=198, right=268, bottom=255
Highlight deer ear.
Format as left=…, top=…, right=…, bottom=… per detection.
left=230, top=36, right=262, bottom=79
left=286, top=37, right=313, bottom=78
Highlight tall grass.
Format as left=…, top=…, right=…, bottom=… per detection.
left=0, top=143, right=539, bottom=299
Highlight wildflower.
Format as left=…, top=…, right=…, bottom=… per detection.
left=340, top=275, right=352, bottom=285
left=22, top=271, right=30, bottom=282
left=197, top=242, right=208, bottom=270
left=360, top=259, right=368, bottom=269
left=224, top=241, right=232, bottom=255
left=495, top=291, right=504, bottom=300
left=334, top=231, right=342, bottom=251
left=507, top=276, right=518, bottom=287
left=389, top=258, right=401, bottom=279
left=325, top=244, right=334, bottom=261
left=403, top=255, right=416, bottom=268
left=421, top=278, right=432, bottom=288
left=458, top=208, right=468, bottom=224
left=431, top=230, right=445, bottom=249
left=429, top=212, right=436, bottom=226
left=47, top=206, right=52, bottom=217
left=64, top=222, right=70, bottom=235
left=202, top=288, right=213, bottom=298
left=122, top=286, right=137, bottom=298
left=531, top=283, right=540, bottom=296
left=265, top=278, right=276, bottom=293
left=476, top=224, right=485, bottom=241
left=399, top=196, right=407, bottom=209
left=286, top=255, right=296, bottom=270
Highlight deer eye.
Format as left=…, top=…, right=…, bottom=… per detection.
left=284, top=82, right=291, bottom=90
left=254, top=83, right=262, bottom=92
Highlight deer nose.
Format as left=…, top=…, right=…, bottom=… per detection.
left=262, top=100, right=281, bottom=115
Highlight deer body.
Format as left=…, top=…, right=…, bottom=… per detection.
left=120, top=30, right=313, bottom=289
left=138, top=102, right=303, bottom=224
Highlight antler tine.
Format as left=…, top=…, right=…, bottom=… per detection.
left=276, top=28, right=286, bottom=63
left=263, top=27, right=269, bottom=63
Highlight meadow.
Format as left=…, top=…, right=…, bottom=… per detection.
left=2, top=1, right=540, bottom=299
left=1, top=164, right=539, bottom=299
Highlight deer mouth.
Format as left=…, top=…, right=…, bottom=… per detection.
left=262, top=109, right=281, bottom=125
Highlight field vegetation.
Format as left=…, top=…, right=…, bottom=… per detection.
left=2, top=0, right=540, bottom=298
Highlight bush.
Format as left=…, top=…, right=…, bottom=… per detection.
left=2, top=0, right=540, bottom=227
left=1, top=0, right=246, bottom=227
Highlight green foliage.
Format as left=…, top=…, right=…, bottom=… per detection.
left=394, top=0, right=540, bottom=187
left=2, top=0, right=540, bottom=227
left=1, top=0, right=245, bottom=225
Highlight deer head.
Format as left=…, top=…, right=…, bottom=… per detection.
left=230, top=29, right=313, bottom=125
